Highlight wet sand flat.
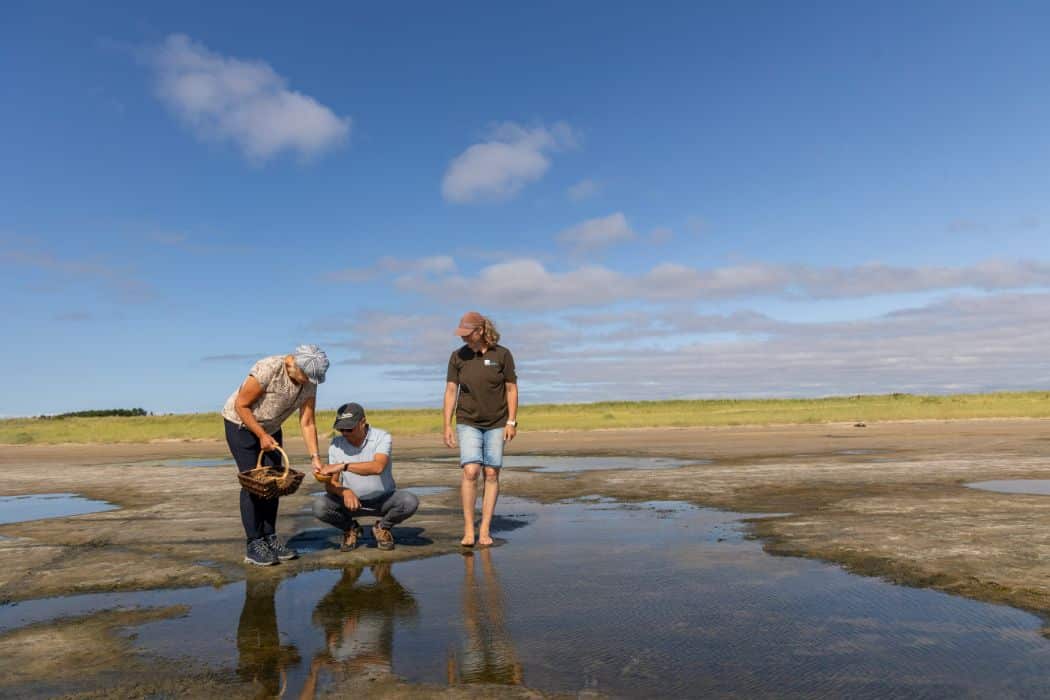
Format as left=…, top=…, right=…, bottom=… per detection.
left=3, top=419, right=1050, bottom=696
left=2, top=419, right=1050, bottom=613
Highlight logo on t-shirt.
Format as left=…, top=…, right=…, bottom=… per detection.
left=483, top=358, right=498, bottom=367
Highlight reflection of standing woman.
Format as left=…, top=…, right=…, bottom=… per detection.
left=443, top=312, right=518, bottom=547
left=222, top=345, right=329, bottom=566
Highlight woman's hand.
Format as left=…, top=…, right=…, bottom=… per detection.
left=318, top=463, right=344, bottom=476
left=443, top=425, right=457, bottom=448
left=259, top=434, right=278, bottom=451
left=504, top=424, right=517, bottom=442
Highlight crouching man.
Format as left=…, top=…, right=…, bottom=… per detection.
left=312, top=402, right=419, bottom=551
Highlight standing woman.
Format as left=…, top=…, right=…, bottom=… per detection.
left=443, top=312, right=518, bottom=546
left=222, top=344, right=330, bottom=566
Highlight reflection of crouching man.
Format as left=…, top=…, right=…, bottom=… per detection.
left=312, top=402, right=419, bottom=551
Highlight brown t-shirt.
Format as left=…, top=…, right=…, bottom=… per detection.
left=446, top=344, right=517, bottom=429
left=221, top=355, right=316, bottom=435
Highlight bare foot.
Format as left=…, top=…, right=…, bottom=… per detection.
left=477, top=534, right=494, bottom=546
left=461, top=534, right=476, bottom=547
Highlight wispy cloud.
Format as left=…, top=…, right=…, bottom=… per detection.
left=441, top=122, right=577, bottom=203
left=394, top=257, right=1050, bottom=310
left=200, top=353, right=267, bottom=363
left=556, top=212, right=635, bottom=253
left=148, top=34, right=350, bottom=162
left=53, top=311, right=94, bottom=322
left=566, top=178, right=600, bottom=201
left=0, top=236, right=156, bottom=302
left=327, top=255, right=456, bottom=283
left=321, top=293, right=1050, bottom=401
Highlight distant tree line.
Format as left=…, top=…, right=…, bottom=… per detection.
left=37, top=408, right=150, bottom=419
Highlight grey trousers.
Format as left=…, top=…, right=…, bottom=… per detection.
left=312, top=490, right=419, bottom=531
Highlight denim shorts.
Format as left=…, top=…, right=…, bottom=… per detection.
left=457, top=424, right=505, bottom=468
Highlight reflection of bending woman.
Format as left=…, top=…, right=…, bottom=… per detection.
left=448, top=548, right=523, bottom=686
left=300, top=564, right=418, bottom=697
left=236, top=575, right=300, bottom=697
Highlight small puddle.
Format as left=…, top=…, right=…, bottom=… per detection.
left=0, top=493, right=117, bottom=525
left=5, top=497, right=1050, bottom=696
left=967, top=480, right=1050, bottom=496
left=416, top=455, right=703, bottom=472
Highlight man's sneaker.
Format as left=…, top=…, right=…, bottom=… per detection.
left=373, top=523, right=395, bottom=551
left=244, top=537, right=278, bottom=566
left=341, top=523, right=363, bottom=552
left=266, top=534, right=298, bottom=561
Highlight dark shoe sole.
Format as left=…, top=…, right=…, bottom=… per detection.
left=243, top=556, right=278, bottom=566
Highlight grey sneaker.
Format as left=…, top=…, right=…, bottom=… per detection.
left=266, top=534, right=298, bottom=561
left=244, top=537, right=278, bottom=566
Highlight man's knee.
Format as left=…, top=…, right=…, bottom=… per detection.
left=398, top=491, right=420, bottom=517
left=462, top=464, right=481, bottom=481
left=312, top=496, right=335, bottom=521
left=483, top=466, right=500, bottom=482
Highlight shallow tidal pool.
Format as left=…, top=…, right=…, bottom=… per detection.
left=4, top=496, right=1050, bottom=697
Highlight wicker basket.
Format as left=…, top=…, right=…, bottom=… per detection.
left=237, top=446, right=304, bottom=499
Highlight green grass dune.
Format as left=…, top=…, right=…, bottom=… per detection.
left=3, top=391, right=1050, bottom=445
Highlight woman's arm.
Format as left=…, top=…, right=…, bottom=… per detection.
left=504, top=382, right=518, bottom=442
left=299, top=396, right=323, bottom=473
left=443, top=381, right=459, bottom=448
left=234, top=376, right=278, bottom=451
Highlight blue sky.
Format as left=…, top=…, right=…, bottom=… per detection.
left=4, top=1, right=1050, bottom=416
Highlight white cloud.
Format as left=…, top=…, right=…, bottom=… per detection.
left=311, top=292, right=1050, bottom=401
left=398, top=258, right=624, bottom=309
left=327, top=255, right=457, bottom=283
left=150, top=34, right=350, bottom=162
left=556, top=212, right=635, bottom=253
left=649, top=227, right=673, bottom=244
left=441, top=122, right=577, bottom=203
left=398, top=257, right=1050, bottom=310
left=567, top=178, right=600, bottom=201
left=0, top=236, right=156, bottom=302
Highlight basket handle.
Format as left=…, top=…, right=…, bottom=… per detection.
left=255, top=445, right=291, bottom=479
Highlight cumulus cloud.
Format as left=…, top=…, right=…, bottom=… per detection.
left=567, top=178, right=600, bottom=201
left=327, top=255, right=456, bottom=283
left=149, top=34, right=350, bottom=162
left=441, top=122, right=577, bottom=203
left=556, top=212, right=635, bottom=253
left=396, top=257, right=1050, bottom=310
left=313, top=292, right=1050, bottom=402
left=398, top=258, right=624, bottom=310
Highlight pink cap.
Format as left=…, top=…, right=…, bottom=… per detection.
left=455, top=311, right=484, bottom=336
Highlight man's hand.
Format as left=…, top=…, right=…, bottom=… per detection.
left=259, top=434, right=278, bottom=451
left=443, top=425, right=457, bottom=449
left=317, top=462, right=344, bottom=477
left=504, top=424, right=517, bottom=442
left=342, top=489, right=361, bottom=512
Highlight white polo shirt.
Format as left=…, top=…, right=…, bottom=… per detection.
left=328, top=427, right=395, bottom=500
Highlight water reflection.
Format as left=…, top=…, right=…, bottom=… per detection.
left=236, top=576, right=300, bottom=698
left=448, top=548, right=523, bottom=686
left=301, top=564, right=418, bottom=695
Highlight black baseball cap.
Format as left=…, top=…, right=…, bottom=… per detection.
left=333, top=402, right=366, bottom=431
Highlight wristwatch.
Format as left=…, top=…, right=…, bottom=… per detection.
left=507, top=420, right=517, bottom=427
